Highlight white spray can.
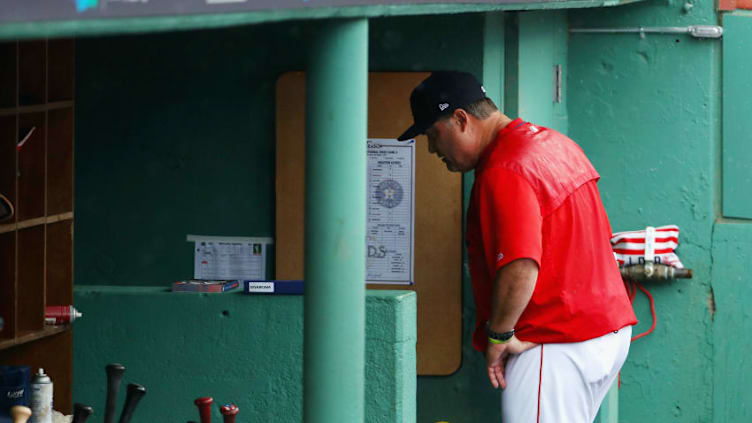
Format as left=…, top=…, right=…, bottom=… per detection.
left=30, top=368, right=53, bottom=423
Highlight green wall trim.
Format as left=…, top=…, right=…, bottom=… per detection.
left=0, top=0, right=644, bottom=40
left=721, top=14, right=752, bottom=219
left=72, top=288, right=417, bottom=423
left=711, top=223, right=752, bottom=422
left=482, top=11, right=505, bottom=109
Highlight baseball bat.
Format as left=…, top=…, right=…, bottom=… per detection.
left=10, top=406, right=31, bottom=423
left=219, top=403, right=238, bottom=423
left=104, top=363, right=125, bottom=423
left=72, top=403, right=94, bottom=423
left=117, top=383, right=146, bottom=423
left=194, top=397, right=213, bottom=423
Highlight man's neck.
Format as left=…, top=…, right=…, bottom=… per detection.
left=477, top=112, right=513, bottom=153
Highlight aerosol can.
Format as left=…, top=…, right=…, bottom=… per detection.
left=30, top=368, right=53, bottom=423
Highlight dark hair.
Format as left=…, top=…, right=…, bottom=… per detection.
left=463, top=97, right=498, bottom=119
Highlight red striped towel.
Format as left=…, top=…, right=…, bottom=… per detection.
left=610, top=225, right=683, bottom=268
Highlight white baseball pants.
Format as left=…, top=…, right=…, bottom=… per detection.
left=501, top=326, right=632, bottom=423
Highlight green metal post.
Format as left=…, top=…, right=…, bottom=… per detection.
left=483, top=11, right=505, bottom=109
left=304, top=18, right=369, bottom=423
left=596, top=380, right=619, bottom=423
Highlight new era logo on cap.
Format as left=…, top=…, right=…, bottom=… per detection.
left=438, top=103, right=449, bottom=111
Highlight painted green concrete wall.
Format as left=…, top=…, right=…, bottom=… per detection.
left=711, top=223, right=752, bottom=422
left=72, top=288, right=416, bottom=423
left=721, top=13, right=752, bottom=219
left=567, top=1, right=749, bottom=422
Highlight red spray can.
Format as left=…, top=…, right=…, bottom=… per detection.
left=44, top=305, right=82, bottom=325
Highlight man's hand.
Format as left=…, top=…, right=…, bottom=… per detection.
left=486, top=336, right=538, bottom=389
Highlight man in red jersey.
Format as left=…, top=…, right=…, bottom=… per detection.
left=398, top=71, right=637, bottom=422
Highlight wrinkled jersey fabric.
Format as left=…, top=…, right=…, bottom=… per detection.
left=466, top=119, right=637, bottom=351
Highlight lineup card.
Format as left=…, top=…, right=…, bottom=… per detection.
left=366, top=138, right=415, bottom=285
left=187, top=235, right=273, bottom=280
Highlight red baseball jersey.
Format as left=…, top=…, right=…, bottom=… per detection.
left=466, top=119, right=637, bottom=351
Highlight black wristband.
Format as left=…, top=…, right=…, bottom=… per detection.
left=486, top=323, right=515, bottom=342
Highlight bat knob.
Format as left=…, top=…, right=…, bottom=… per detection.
left=194, top=397, right=213, bottom=423
left=117, top=383, right=146, bottom=423
left=10, top=406, right=32, bottom=423
left=72, top=403, right=93, bottom=423
left=106, top=363, right=125, bottom=373
left=219, top=403, right=238, bottom=423
left=194, top=396, right=213, bottom=406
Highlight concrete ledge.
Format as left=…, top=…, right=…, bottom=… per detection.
left=73, top=287, right=416, bottom=422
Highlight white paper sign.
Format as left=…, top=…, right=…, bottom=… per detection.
left=187, top=235, right=273, bottom=280
left=366, top=138, right=415, bottom=285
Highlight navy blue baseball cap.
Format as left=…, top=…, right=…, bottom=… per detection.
left=397, top=71, right=488, bottom=141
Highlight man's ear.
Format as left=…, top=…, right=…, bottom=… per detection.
left=454, top=108, right=469, bottom=132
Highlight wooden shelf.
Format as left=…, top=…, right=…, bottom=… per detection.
left=0, top=325, right=70, bottom=351
left=0, top=211, right=74, bottom=234
left=0, top=100, right=74, bottom=116
left=0, top=38, right=75, bottom=415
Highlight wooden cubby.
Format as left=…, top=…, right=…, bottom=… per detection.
left=0, top=39, right=74, bottom=415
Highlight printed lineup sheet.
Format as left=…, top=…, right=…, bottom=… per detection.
left=366, top=138, right=416, bottom=285
left=187, top=235, right=273, bottom=280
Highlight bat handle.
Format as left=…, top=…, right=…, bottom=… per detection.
left=194, top=397, right=213, bottom=423
left=10, top=406, right=31, bottom=423
left=72, top=403, right=93, bottom=423
left=117, top=383, right=146, bottom=423
left=104, top=363, right=125, bottom=423
left=219, top=403, right=238, bottom=423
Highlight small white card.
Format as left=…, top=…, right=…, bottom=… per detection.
left=187, top=235, right=273, bottom=280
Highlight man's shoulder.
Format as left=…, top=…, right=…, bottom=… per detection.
left=482, top=125, right=599, bottom=216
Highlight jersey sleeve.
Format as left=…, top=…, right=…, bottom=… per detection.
left=476, top=167, right=543, bottom=275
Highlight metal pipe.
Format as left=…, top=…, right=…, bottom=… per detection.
left=570, top=25, right=723, bottom=39
left=304, top=18, right=368, bottom=423
left=620, top=263, right=693, bottom=281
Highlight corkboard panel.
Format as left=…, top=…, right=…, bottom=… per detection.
left=275, top=72, right=462, bottom=375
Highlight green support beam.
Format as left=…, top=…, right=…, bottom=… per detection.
left=304, top=18, right=369, bottom=423
left=483, top=11, right=505, bottom=109
left=595, top=381, right=619, bottom=423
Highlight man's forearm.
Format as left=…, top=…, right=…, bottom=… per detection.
left=488, top=258, right=539, bottom=333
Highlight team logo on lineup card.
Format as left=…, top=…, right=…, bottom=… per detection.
left=375, top=179, right=404, bottom=209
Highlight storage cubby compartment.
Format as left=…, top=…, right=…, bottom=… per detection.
left=0, top=231, right=16, bottom=340
left=18, top=41, right=46, bottom=106
left=47, top=107, right=74, bottom=215
left=47, top=39, right=74, bottom=103
left=0, top=42, right=17, bottom=109
left=0, top=38, right=74, bottom=412
left=16, top=225, right=45, bottom=333
left=0, top=330, right=73, bottom=413
left=17, top=112, right=46, bottom=221
left=45, top=221, right=73, bottom=306
left=0, top=114, right=16, bottom=205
